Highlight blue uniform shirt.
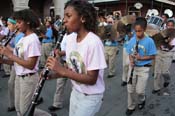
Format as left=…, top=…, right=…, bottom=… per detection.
left=42, top=27, right=54, bottom=43
left=9, top=32, right=24, bottom=48
left=123, top=35, right=129, bottom=48
left=104, top=39, right=118, bottom=46
left=14, top=32, right=24, bottom=45
left=126, top=36, right=157, bottom=66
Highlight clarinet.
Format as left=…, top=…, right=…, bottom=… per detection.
left=24, top=28, right=66, bottom=116
left=128, top=40, right=139, bottom=84
left=0, top=29, right=18, bottom=47
left=0, top=29, right=18, bottom=62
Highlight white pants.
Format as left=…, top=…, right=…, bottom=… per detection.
left=104, top=46, right=118, bottom=76
left=127, top=67, right=150, bottom=110
left=69, top=89, right=103, bottom=116
left=15, top=73, right=50, bottom=116
left=52, top=78, right=67, bottom=108
left=154, top=50, right=172, bottom=90
left=8, top=66, right=16, bottom=108
left=122, top=48, right=131, bottom=82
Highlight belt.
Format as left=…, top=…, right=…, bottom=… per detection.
left=162, top=50, right=170, bottom=52
left=18, top=73, right=36, bottom=78
left=135, top=64, right=152, bottom=67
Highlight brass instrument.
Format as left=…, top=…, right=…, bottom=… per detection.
left=97, top=15, right=136, bottom=41
left=152, top=28, right=175, bottom=47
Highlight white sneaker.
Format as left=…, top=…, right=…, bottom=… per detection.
left=163, top=92, right=170, bottom=96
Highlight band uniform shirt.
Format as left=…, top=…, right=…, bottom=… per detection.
left=66, top=32, right=107, bottom=95
left=9, top=32, right=24, bottom=48
left=168, top=38, right=175, bottom=52
left=14, top=33, right=41, bottom=76
left=60, top=33, right=68, bottom=61
left=126, top=36, right=157, bottom=66
left=42, top=27, right=54, bottom=43
left=123, top=35, right=130, bottom=48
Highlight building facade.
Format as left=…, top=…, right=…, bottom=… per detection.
left=0, top=0, right=67, bottom=18
left=92, top=0, right=175, bottom=17
left=0, top=0, right=174, bottom=19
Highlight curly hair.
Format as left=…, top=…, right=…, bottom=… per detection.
left=64, top=0, right=97, bottom=33
left=13, top=9, right=40, bottom=29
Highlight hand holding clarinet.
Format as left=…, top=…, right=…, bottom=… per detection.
left=128, top=40, right=139, bottom=84
left=0, top=29, right=18, bottom=61
left=24, top=27, right=66, bottom=116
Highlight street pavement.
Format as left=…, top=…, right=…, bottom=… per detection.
left=0, top=46, right=175, bottom=116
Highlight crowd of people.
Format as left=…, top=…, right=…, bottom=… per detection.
left=0, top=0, right=175, bottom=116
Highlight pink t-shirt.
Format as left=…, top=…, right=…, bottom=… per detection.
left=170, top=38, right=175, bottom=46
left=170, top=38, right=175, bottom=51
left=66, top=32, right=107, bottom=94
left=14, top=33, right=41, bottom=75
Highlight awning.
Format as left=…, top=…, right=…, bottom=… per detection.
left=155, top=0, right=175, bottom=6
left=89, top=0, right=119, bottom=3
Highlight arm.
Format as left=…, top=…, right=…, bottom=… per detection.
left=134, top=39, right=156, bottom=61
left=0, top=46, right=14, bottom=65
left=41, top=28, right=52, bottom=39
left=0, top=46, right=38, bottom=70
left=129, top=54, right=134, bottom=67
left=62, top=68, right=98, bottom=85
left=46, top=57, right=98, bottom=85
left=10, top=55, right=38, bottom=70
left=0, top=57, right=13, bottom=65
left=134, top=54, right=155, bottom=61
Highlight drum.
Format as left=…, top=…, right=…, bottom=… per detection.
left=146, top=16, right=163, bottom=37
left=147, top=16, right=163, bottom=27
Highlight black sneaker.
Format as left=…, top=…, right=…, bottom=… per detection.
left=2, top=74, right=10, bottom=78
left=48, top=106, right=62, bottom=112
left=163, top=82, right=169, bottom=88
left=152, top=89, right=160, bottom=94
left=50, top=112, right=57, bottom=116
left=7, top=107, right=15, bottom=112
left=36, top=97, right=44, bottom=105
left=107, top=75, right=115, bottom=78
left=138, top=100, right=145, bottom=110
left=121, top=81, right=127, bottom=86
left=126, top=108, right=135, bottom=116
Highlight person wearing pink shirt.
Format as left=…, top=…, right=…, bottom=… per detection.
left=46, top=1, right=107, bottom=116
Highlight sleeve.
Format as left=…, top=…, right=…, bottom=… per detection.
left=126, top=39, right=133, bottom=55
left=46, top=28, right=53, bottom=39
left=27, top=37, right=41, bottom=57
left=3, top=28, right=9, bottom=35
left=148, top=39, right=157, bottom=55
left=170, top=38, right=175, bottom=46
left=87, top=40, right=107, bottom=70
left=61, top=35, right=67, bottom=51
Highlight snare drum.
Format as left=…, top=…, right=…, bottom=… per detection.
left=146, top=16, right=163, bottom=36
left=147, top=16, right=163, bottom=27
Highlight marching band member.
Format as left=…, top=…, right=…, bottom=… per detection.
left=153, top=19, right=175, bottom=96
left=0, top=9, right=55, bottom=116
left=46, top=1, right=107, bottom=116
left=126, top=17, right=157, bottom=115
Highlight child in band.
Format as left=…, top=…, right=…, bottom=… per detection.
left=126, top=17, right=157, bottom=115
left=46, top=1, right=107, bottom=116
